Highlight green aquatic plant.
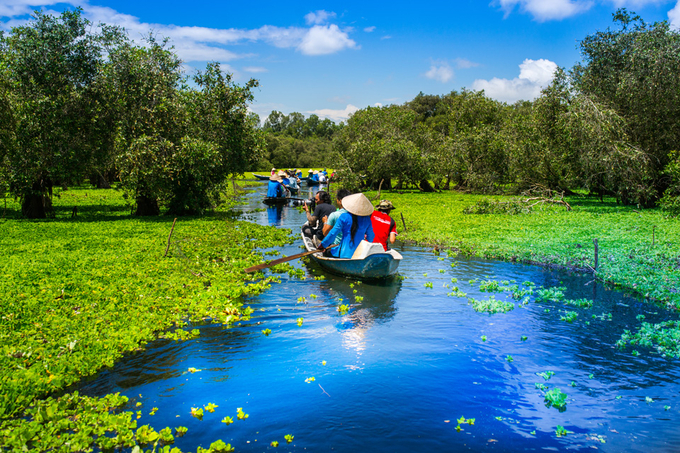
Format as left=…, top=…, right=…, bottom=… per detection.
left=176, top=426, right=188, bottom=437
left=355, top=296, right=364, bottom=302
left=191, top=407, right=204, bottom=420
left=479, top=280, right=506, bottom=292
left=560, top=311, right=578, bottom=323
left=305, top=377, right=315, bottom=383
left=262, top=328, right=272, bottom=336
left=537, top=371, right=555, bottom=381
left=206, top=439, right=235, bottom=452
left=506, top=355, right=514, bottom=362
left=555, top=425, right=572, bottom=437
left=285, top=434, right=294, bottom=443
left=544, top=388, right=568, bottom=410
left=481, top=336, right=487, bottom=342
left=150, top=407, right=158, bottom=416
left=221, top=416, right=233, bottom=425
left=535, top=383, right=548, bottom=391
left=338, top=304, right=349, bottom=314
left=646, top=396, right=654, bottom=404
left=205, top=403, right=218, bottom=413
left=637, top=314, right=646, bottom=321
left=158, top=427, right=174, bottom=444
left=135, top=424, right=159, bottom=445
left=296, top=317, right=304, bottom=326
left=617, top=321, right=680, bottom=358
left=424, top=281, right=434, bottom=288
left=236, top=407, right=249, bottom=420
left=564, top=298, right=593, bottom=308
left=521, top=336, right=528, bottom=341
left=468, top=296, right=514, bottom=314
left=536, top=286, right=567, bottom=303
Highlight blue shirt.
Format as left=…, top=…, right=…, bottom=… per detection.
left=321, top=212, right=375, bottom=258
left=267, top=180, right=285, bottom=198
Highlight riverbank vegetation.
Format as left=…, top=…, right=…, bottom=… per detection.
left=0, top=186, right=293, bottom=450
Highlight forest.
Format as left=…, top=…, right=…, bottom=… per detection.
left=2, top=8, right=680, bottom=217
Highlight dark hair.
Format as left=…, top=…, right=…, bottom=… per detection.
left=336, top=188, right=351, bottom=201
left=350, top=214, right=359, bottom=244
left=317, top=190, right=332, bottom=204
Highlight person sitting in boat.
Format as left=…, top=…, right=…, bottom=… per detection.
left=296, top=169, right=302, bottom=179
left=318, top=171, right=327, bottom=184
left=270, top=167, right=276, bottom=176
left=286, top=170, right=299, bottom=190
left=310, top=171, right=320, bottom=183
left=321, top=189, right=352, bottom=246
left=371, top=199, right=398, bottom=251
left=317, top=193, right=375, bottom=258
left=267, top=172, right=286, bottom=198
left=302, top=190, right=335, bottom=242
left=321, top=168, right=328, bottom=178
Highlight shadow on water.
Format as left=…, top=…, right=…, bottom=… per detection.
left=73, top=183, right=680, bottom=453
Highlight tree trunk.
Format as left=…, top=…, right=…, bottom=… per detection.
left=419, top=179, right=436, bottom=192
left=21, top=180, right=53, bottom=219
left=135, top=195, right=160, bottom=216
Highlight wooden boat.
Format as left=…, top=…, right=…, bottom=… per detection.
left=300, top=229, right=402, bottom=280
left=285, top=186, right=299, bottom=196
left=262, top=197, right=291, bottom=205
left=253, top=173, right=271, bottom=180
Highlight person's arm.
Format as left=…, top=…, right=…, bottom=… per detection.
left=389, top=218, right=397, bottom=243
left=304, top=204, right=318, bottom=226
left=322, top=215, right=331, bottom=236
left=320, top=214, right=346, bottom=249
left=365, top=218, right=375, bottom=242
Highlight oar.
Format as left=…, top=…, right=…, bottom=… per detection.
left=245, top=244, right=337, bottom=273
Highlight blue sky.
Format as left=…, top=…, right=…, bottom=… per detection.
left=2, top=0, right=680, bottom=122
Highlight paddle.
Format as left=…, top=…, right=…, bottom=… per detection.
left=245, top=244, right=337, bottom=273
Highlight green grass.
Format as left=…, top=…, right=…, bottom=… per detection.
left=0, top=185, right=293, bottom=450
left=364, top=190, right=680, bottom=307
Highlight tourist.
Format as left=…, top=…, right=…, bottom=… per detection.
left=371, top=199, right=398, bottom=250
left=318, top=193, right=375, bottom=258
left=302, top=190, right=335, bottom=241
left=322, top=189, right=352, bottom=246
left=267, top=172, right=286, bottom=198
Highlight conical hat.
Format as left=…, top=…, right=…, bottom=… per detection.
left=270, top=174, right=282, bottom=181
left=342, top=193, right=374, bottom=216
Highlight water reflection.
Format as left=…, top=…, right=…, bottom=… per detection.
left=266, top=204, right=285, bottom=226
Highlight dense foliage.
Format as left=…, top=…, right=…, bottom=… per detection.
left=0, top=186, right=293, bottom=450
left=258, top=111, right=341, bottom=169
left=327, top=9, right=680, bottom=212
left=0, top=9, right=263, bottom=218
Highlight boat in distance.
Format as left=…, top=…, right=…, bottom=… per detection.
left=300, top=229, right=402, bottom=280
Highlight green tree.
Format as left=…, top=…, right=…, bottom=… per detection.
left=0, top=9, right=124, bottom=218
left=572, top=9, right=680, bottom=205
left=332, top=105, right=435, bottom=191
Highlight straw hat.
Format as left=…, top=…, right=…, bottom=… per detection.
left=376, top=200, right=395, bottom=211
left=278, top=170, right=287, bottom=178
left=269, top=173, right=282, bottom=182
left=342, top=193, right=374, bottom=216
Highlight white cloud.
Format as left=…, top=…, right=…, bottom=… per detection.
left=364, top=26, right=376, bottom=32
left=497, top=0, right=593, bottom=21
left=304, top=10, right=336, bottom=25
left=380, top=35, right=392, bottom=40
left=307, top=104, right=359, bottom=122
left=298, top=24, right=358, bottom=56
left=471, top=58, right=558, bottom=103
left=455, top=58, right=480, bottom=69
left=424, top=63, right=454, bottom=83
left=243, top=66, right=267, bottom=73
left=1, top=2, right=356, bottom=60
left=670, top=0, right=680, bottom=29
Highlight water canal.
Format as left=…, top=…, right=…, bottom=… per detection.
left=78, top=182, right=680, bottom=452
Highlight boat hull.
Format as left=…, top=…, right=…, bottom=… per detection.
left=263, top=197, right=290, bottom=205
left=253, top=173, right=271, bottom=180
left=301, top=231, right=401, bottom=280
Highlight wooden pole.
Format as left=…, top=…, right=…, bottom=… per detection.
left=164, top=218, right=177, bottom=257
left=593, top=238, right=599, bottom=271
left=400, top=213, right=407, bottom=232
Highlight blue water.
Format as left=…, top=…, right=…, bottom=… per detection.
left=77, top=182, right=680, bottom=452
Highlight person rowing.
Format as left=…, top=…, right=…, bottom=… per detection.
left=317, top=193, right=375, bottom=258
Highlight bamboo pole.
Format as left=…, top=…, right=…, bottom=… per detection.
left=164, top=218, right=177, bottom=257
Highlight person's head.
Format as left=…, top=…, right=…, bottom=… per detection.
left=335, top=189, right=352, bottom=208
left=315, top=190, right=332, bottom=205
left=376, top=199, right=395, bottom=213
